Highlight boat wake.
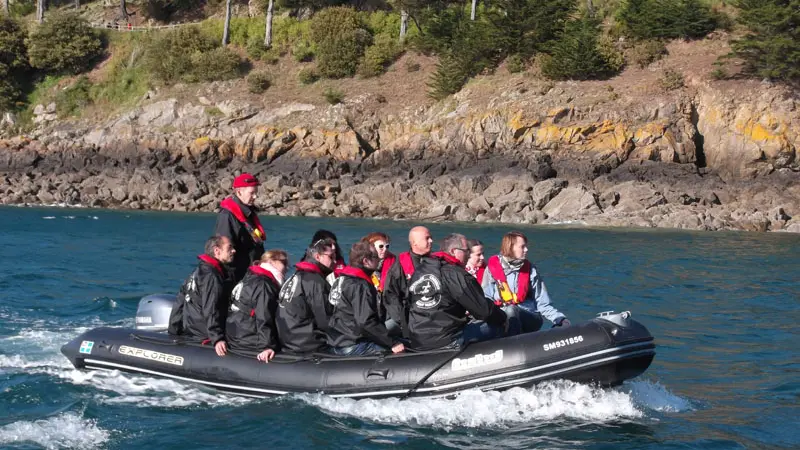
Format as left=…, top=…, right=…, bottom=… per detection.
left=303, top=379, right=692, bottom=429
left=0, top=412, right=110, bottom=450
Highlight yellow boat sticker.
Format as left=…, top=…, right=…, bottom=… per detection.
left=118, top=345, right=185, bottom=366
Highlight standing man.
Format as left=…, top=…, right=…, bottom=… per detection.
left=382, top=226, right=433, bottom=335
left=215, top=172, right=266, bottom=283
left=168, top=235, right=236, bottom=357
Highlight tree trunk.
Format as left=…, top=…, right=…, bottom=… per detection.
left=399, top=9, right=408, bottom=43
left=264, top=0, right=274, bottom=48
left=75, top=0, right=80, bottom=9
left=586, top=0, right=594, bottom=17
left=470, top=0, right=477, bottom=20
left=222, top=0, right=232, bottom=46
left=120, top=0, right=128, bottom=21
left=3, top=0, right=9, bottom=16
left=36, top=0, right=45, bottom=23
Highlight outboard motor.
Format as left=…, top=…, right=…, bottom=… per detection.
left=135, top=294, right=175, bottom=332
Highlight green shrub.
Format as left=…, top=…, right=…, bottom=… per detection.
left=27, top=12, right=104, bottom=75
left=541, top=17, right=621, bottom=80
left=247, top=70, right=272, bottom=93
left=490, top=0, right=576, bottom=58
left=292, top=41, right=315, bottom=62
left=246, top=36, right=267, bottom=61
left=310, top=7, right=371, bottom=78
left=261, top=49, right=280, bottom=65
left=323, top=87, right=344, bottom=104
left=428, top=53, right=469, bottom=100
left=615, top=0, right=718, bottom=40
left=732, top=0, right=800, bottom=82
left=627, top=39, right=668, bottom=68
left=191, top=47, right=244, bottom=82
left=358, top=34, right=403, bottom=78
left=506, top=54, right=526, bottom=73
left=660, top=68, right=685, bottom=90
left=0, top=16, right=28, bottom=110
left=90, top=35, right=149, bottom=108
left=55, top=76, right=93, bottom=117
left=143, top=26, right=242, bottom=85
left=298, top=67, right=319, bottom=84
left=597, top=36, right=626, bottom=73
left=9, top=0, right=35, bottom=17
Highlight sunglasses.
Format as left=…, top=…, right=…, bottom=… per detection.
left=376, top=244, right=390, bottom=249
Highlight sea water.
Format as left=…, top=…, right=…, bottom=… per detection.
left=0, top=206, right=797, bottom=449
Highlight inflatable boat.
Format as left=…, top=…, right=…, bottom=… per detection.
left=61, top=295, right=656, bottom=399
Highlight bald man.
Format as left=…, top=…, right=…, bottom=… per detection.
left=382, top=226, right=433, bottom=336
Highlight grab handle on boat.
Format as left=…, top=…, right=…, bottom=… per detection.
left=366, top=368, right=390, bottom=379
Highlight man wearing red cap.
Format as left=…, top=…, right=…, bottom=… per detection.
left=215, top=172, right=266, bottom=283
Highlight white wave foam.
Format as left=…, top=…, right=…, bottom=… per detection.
left=624, top=380, right=693, bottom=412
left=304, top=380, right=643, bottom=429
left=53, top=368, right=254, bottom=408
left=43, top=216, right=56, bottom=219
left=0, top=412, right=110, bottom=450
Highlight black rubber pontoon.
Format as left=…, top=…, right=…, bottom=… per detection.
left=61, top=310, right=655, bottom=399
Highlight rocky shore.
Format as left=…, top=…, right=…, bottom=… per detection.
left=1, top=75, right=798, bottom=233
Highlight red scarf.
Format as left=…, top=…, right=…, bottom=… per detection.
left=340, top=266, right=373, bottom=284
left=198, top=254, right=223, bottom=274
left=220, top=197, right=265, bottom=243
left=378, top=253, right=396, bottom=292
left=486, top=255, right=531, bottom=303
left=248, top=265, right=279, bottom=287
left=431, top=251, right=464, bottom=267
left=295, top=261, right=323, bottom=274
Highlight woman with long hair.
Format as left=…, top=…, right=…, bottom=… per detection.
left=482, top=231, right=569, bottom=334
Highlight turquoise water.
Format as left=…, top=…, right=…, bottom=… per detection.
left=0, top=206, right=798, bottom=449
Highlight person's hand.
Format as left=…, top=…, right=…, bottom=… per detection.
left=391, top=343, right=405, bottom=354
left=554, top=318, right=571, bottom=328
left=257, top=349, right=275, bottom=363
left=215, top=340, right=227, bottom=356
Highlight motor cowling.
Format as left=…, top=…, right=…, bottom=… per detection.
left=135, top=294, right=175, bottom=332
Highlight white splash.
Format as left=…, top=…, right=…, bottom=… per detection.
left=43, top=216, right=56, bottom=219
left=55, top=369, right=254, bottom=409
left=0, top=412, right=110, bottom=450
left=624, top=380, right=694, bottom=412
left=304, top=380, right=644, bottom=428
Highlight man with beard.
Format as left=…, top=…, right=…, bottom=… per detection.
left=168, top=235, right=236, bottom=357
left=275, top=239, right=337, bottom=354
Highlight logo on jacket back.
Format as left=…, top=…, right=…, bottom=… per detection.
left=409, top=274, right=442, bottom=309
left=279, top=274, right=299, bottom=307
left=328, top=277, right=344, bottom=307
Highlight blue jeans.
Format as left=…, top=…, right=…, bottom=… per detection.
left=502, top=304, right=543, bottom=335
left=456, top=320, right=505, bottom=346
left=329, top=341, right=388, bottom=356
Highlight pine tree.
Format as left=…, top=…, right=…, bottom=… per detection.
left=732, top=0, right=800, bottom=82
left=541, top=16, right=617, bottom=80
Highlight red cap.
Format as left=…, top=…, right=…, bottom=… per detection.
left=232, top=173, right=259, bottom=188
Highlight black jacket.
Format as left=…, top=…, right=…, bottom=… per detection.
left=406, top=255, right=507, bottom=350
left=327, top=267, right=395, bottom=349
left=214, top=196, right=265, bottom=283
left=382, top=251, right=427, bottom=334
left=275, top=262, right=332, bottom=354
left=168, top=256, right=230, bottom=344
left=225, top=266, right=280, bottom=352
